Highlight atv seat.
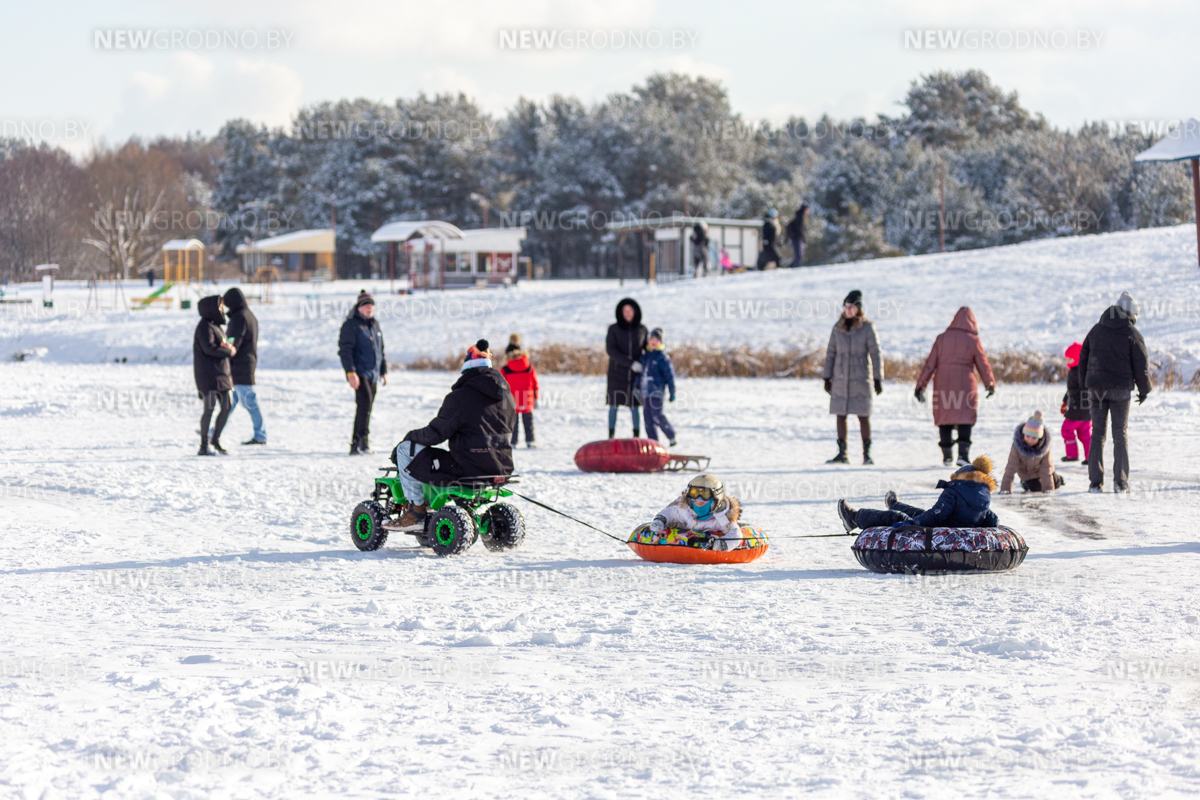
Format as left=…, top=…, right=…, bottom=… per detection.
left=427, top=474, right=518, bottom=489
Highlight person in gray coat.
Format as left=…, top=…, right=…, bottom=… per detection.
left=822, top=290, right=883, bottom=464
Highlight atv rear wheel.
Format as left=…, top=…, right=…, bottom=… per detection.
left=427, top=505, right=477, bottom=557
left=481, top=502, right=525, bottom=551
left=350, top=501, right=389, bottom=551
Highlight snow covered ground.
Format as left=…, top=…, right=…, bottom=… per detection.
left=2, top=226, right=1200, bottom=798
left=3, top=224, right=1200, bottom=373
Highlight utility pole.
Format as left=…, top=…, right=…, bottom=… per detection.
left=939, top=152, right=946, bottom=254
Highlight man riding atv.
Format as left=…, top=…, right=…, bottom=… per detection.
left=391, top=339, right=517, bottom=530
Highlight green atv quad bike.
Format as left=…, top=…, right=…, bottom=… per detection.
left=349, top=467, right=525, bottom=556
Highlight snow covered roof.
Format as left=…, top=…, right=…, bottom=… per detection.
left=405, top=227, right=526, bottom=252
left=370, top=220, right=466, bottom=243
left=162, top=238, right=205, bottom=251
left=236, top=229, right=334, bottom=254
left=1135, top=119, right=1200, bottom=162
left=606, top=215, right=764, bottom=232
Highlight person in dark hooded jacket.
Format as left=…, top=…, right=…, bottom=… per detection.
left=389, top=340, right=516, bottom=529
left=837, top=456, right=999, bottom=531
left=1078, top=291, right=1151, bottom=493
left=338, top=291, right=387, bottom=455
left=222, top=287, right=266, bottom=445
left=193, top=295, right=235, bottom=456
left=606, top=297, right=648, bottom=438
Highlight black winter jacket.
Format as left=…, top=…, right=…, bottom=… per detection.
left=403, top=367, right=516, bottom=477
left=1078, top=306, right=1150, bottom=398
left=223, top=288, right=258, bottom=385
left=606, top=298, right=647, bottom=407
left=1063, top=366, right=1089, bottom=421
left=193, top=296, right=233, bottom=394
left=338, top=310, right=387, bottom=382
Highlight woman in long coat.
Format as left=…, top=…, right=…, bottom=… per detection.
left=822, top=290, right=883, bottom=464
left=606, top=297, right=647, bottom=438
left=915, top=306, right=996, bottom=466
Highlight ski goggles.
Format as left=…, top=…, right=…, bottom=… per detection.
left=686, top=486, right=716, bottom=501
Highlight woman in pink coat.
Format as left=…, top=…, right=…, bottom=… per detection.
left=914, top=307, right=996, bottom=466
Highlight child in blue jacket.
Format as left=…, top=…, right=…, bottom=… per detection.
left=639, top=327, right=677, bottom=445
left=836, top=456, right=999, bottom=531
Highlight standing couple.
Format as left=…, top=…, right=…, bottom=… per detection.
left=192, top=288, right=267, bottom=455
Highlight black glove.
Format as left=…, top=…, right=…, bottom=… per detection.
left=1137, top=392, right=1147, bottom=405
left=874, top=379, right=883, bottom=396
left=669, top=393, right=676, bottom=403
left=986, top=386, right=996, bottom=399
left=823, top=378, right=832, bottom=394
left=914, top=387, right=925, bottom=403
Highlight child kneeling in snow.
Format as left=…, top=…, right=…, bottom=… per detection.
left=837, top=456, right=999, bottom=531
left=650, top=474, right=742, bottom=549
left=1000, top=410, right=1062, bottom=494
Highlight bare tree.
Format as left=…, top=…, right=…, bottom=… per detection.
left=83, top=186, right=167, bottom=279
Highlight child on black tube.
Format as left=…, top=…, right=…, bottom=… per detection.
left=836, top=456, right=999, bottom=531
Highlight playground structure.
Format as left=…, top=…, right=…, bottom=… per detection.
left=249, top=265, right=286, bottom=304
left=86, top=274, right=129, bottom=313
left=132, top=239, right=205, bottom=310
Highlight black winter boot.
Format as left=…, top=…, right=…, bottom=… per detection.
left=826, top=438, right=849, bottom=464
left=837, top=499, right=858, bottom=532
left=884, top=490, right=898, bottom=509
left=608, top=428, right=616, bottom=440
left=633, top=428, right=640, bottom=438
left=956, top=438, right=971, bottom=466
left=862, top=439, right=874, bottom=465
left=939, top=445, right=953, bottom=466
left=209, top=438, right=228, bottom=455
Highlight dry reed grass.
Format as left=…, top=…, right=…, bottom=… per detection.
left=404, top=342, right=1197, bottom=389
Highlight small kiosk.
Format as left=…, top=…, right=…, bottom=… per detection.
left=370, top=221, right=526, bottom=290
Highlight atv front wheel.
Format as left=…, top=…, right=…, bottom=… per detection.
left=481, top=502, right=525, bottom=552
left=427, top=506, right=477, bottom=557
left=350, top=501, right=389, bottom=551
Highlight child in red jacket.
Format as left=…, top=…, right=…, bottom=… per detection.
left=501, top=334, right=539, bottom=448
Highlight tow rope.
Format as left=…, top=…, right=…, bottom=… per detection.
left=509, top=491, right=626, bottom=542
left=510, top=491, right=857, bottom=544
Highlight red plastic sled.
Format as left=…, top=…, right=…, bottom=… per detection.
left=573, top=439, right=712, bottom=473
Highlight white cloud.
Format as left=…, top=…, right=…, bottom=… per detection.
left=109, top=53, right=303, bottom=139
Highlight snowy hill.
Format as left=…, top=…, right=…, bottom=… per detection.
left=3, top=224, right=1199, bottom=375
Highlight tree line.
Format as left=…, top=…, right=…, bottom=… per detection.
left=1, top=69, right=1193, bottom=281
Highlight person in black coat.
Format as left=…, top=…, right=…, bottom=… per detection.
left=758, top=208, right=781, bottom=269
left=193, top=295, right=235, bottom=456
left=338, top=291, right=387, bottom=455
left=606, top=297, right=647, bottom=438
left=690, top=222, right=710, bottom=277
left=222, top=287, right=266, bottom=445
left=1078, top=291, right=1151, bottom=493
left=390, top=340, right=516, bottom=528
left=786, top=204, right=808, bottom=268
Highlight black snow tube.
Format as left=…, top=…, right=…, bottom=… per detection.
left=852, top=525, right=1028, bottom=575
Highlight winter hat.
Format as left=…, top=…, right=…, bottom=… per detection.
left=462, top=339, right=493, bottom=371
left=843, top=290, right=863, bottom=310
left=649, top=327, right=664, bottom=342
left=1022, top=410, right=1045, bottom=439
left=766, top=208, right=778, bottom=218
left=1064, top=342, right=1082, bottom=369
left=1116, top=291, right=1140, bottom=318
left=505, top=333, right=522, bottom=355
left=355, top=290, right=375, bottom=309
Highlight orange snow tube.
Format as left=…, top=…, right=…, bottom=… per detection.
left=626, top=523, right=769, bottom=564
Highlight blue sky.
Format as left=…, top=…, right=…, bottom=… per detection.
left=3, top=0, right=1197, bottom=154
